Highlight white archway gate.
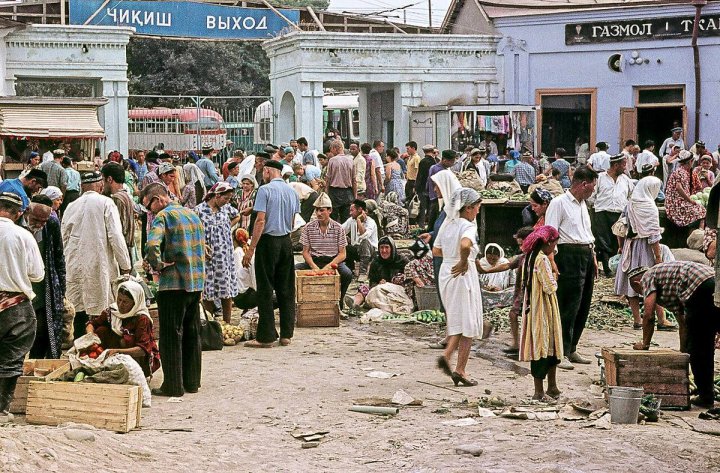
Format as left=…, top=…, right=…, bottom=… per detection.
left=263, top=31, right=501, bottom=149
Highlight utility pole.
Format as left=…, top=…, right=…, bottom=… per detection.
left=428, top=0, right=432, bottom=29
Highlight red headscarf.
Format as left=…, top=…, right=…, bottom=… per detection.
left=521, top=225, right=559, bottom=254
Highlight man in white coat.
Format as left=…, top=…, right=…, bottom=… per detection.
left=62, top=171, right=131, bottom=339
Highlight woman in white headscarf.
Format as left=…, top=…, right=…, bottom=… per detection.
left=40, top=186, right=63, bottom=213
left=86, top=280, right=160, bottom=376
left=434, top=187, right=483, bottom=387
left=181, top=162, right=206, bottom=209
left=615, top=176, right=676, bottom=330
left=479, top=243, right=514, bottom=291
left=238, top=173, right=258, bottom=231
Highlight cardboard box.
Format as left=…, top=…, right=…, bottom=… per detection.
left=9, top=359, right=71, bottom=414
left=26, top=381, right=142, bottom=432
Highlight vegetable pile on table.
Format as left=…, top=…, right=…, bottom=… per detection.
left=478, top=190, right=506, bottom=200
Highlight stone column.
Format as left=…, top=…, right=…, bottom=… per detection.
left=394, top=82, right=422, bottom=149
left=100, top=79, right=129, bottom=156
left=298, top=80, right=324, bottom=149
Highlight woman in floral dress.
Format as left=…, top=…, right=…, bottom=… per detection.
left=195, top=182, right=241, bottom=322
left=665, top=151, right=706, bottom=231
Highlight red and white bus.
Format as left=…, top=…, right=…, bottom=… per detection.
left=128, top=107, right=227, bottom=152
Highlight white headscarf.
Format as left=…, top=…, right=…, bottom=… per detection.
left=240, top=173, right=258, bottom=190
left=109, top=280, right=150, bottom=336
left=431, top=170, right=462, bottom=218
left=627, top=176, right=662, bottom=239
left=40, top=186, right=62, bottom=201
left=183, top=162, right=205, bottom=187
left=479, top=243, right=513, bottom=290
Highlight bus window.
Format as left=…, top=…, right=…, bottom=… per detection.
left=352, top=109, right=360, bottom=138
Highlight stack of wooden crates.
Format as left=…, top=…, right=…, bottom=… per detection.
left=295, top=269, right=340, bottom=327
left=602, top=348, right=690, bottom=409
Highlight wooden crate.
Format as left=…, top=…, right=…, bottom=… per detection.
left=76, top=161, right=95, bottom=172
left=149, top=304, right=160, bottom=341
left=9, top=359, right=71, bottom=414
left=602, top=348, right=690, bottom=409
left=26, top=381, right=142, bottom=433
left=296, top=301, right=340, bottom=328
left=295, top=269, right=340, bottom=303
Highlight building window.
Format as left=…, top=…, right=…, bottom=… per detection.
left=536, top=88, right=597, bottom=158
left=637, top=88, right=683, bottom=106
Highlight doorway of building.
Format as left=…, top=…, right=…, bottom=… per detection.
left=637, top=106, right=684, bottom=150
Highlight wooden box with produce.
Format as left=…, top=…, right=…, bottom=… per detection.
left=295, top=269, right=340, bottom=304
left=602, top=348, right=690, bottom=409
left=26, top=381, right=142, bottom=433
left=9, top=359, right=71, bottom=414
left=296, top=301, right=340, bottom=328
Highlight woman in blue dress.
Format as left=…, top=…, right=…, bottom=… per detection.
left=384, top=148, right=406, bottom=205
left=195, top=182, right=241, bottom=322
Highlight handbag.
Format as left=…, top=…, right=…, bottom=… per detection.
left=199, top=304, right=224, bottom=351
left=611, top=215, right=629, bottom=238
left=408, top=194, right=420, bottom=219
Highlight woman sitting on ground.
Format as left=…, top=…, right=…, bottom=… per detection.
left=346, top=236, right=408, bottom=309
left=478, top=244, right=514, bottom=291
left=86, top=280, right=160, bottom=377
left=403, top=239, right=435, bottom=309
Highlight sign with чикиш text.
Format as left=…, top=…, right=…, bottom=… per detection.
left=566, top=15, right=720, bottom=45
left=69, top=0, right=300, bottom=40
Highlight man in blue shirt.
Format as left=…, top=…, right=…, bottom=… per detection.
left=195, top=146, right=219, bottom=189
left=243, top=160, right=300, bottom=348
left=0, top=169, right=47, bottom=212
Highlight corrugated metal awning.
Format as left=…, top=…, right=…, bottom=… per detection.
left=0, top=102, right=106, bottom=139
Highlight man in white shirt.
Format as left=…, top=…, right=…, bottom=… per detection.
left=659, top=127, right=685, bottom=157
left=368, top=140, right=386, bottom=194
left=0, top=192, right=45, bottom=417
left=634, top=140, right=659, bottom=175
left=342, top=199, right=378, bottom=277
left=545, top=165, right=599, bottom=371
left=349, top=142, right=366, bottom=198
left=588, top=142, right=611, bottom=172
left=592, top=154, right=634, bottom=277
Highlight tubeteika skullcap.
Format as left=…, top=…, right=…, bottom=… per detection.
left=627, top=266, right=649, bottom=280
left=609, top=153, right=626, bottom=163
left=81, top=171, right=103, bottom=184
left=0, top=191, right=22, bottom=206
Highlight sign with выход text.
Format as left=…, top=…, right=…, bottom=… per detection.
left=69, top=0, right=300, bottom=40
left=566, top=15, right=720, bottom=45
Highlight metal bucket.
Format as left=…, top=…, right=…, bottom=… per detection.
left=608, top=386, right=644, bottom=424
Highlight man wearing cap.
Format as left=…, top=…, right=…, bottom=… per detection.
left=242, top=159, right=300, bottom=348
left=141, top=182, right=205, bottom=397
left=634, top=140, right=659, bottom=175
left=101, top=163, right=135, bottom=263
left=39, top=150, right=68, bottom=195
left=62, top=171, right=131, bottom=338
left=511, top=151, right=537, bottom=193
left=325, top=139, right=357, bottom=223
left=415, top=145, right=437, bottom=227
left=221, top=149, right=245, bottom=181
left=0, top=169, right=47, bottom=213
left=296, top=192, right=353, bottom=305
left=0, top=192, right=44, bottom=418
left=592, top=154, right=634, bottom=277
left=628, top=262, right=720, bottom=408
left=659, top=127, right=685, bottom=157
left=588, top=142, right=611, bottom=172
left=691, top=140, right=713, bottom=164
left=196, top=146, right=219, bottom=189
left=216, top=139, right=234, bottom=166
left=426, top=150, right=457, bottom=231
left=342, top=199, right=378, bottom=277
left=545, top=165, right=599, bottom=370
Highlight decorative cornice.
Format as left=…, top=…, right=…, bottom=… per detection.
left=6, top=40, right=125, bottom=50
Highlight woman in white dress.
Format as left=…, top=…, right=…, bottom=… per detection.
left=434, top=187, right=484, bottom=386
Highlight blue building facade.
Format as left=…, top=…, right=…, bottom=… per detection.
left=490, top=3, right=720, bottom=157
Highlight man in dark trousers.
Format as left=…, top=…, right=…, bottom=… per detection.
left=142, top=183, right=205, bottom=397
left=243, top=160, right=300, bottom=348
left=414, top=145, right=437, bottom=228
left=545, top=165, right=599, bottom=370
left=629, top=263, right=720, bottom=408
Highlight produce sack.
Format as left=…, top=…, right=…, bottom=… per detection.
left=366, top=283, right=414, bottom=314
left=481, top=287, right=515, bottom=311
left=104, top=354, right=152, bottom=407
left=455, top=170, right=485, bottom=192
left=61, top=298, right=75, bottom=350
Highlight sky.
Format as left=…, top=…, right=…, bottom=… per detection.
left=327, top=0, right=453, bottom=28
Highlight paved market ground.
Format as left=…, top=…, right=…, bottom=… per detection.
left=2, top=315, right=720, bottom=472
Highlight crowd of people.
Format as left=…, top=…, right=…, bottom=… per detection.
left=0, top=124, right=718, bottom=412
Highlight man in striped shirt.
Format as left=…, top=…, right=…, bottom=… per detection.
left=296, top=192, right=352, bottom=307
left=142, top=183, right=205, bottom=397
left=629, top=262, right=719, bottom=408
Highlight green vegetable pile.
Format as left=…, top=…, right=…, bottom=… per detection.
left=413, top=310, right=446, bottom=324
left=478, top=190, right=506, bottom=200
left=508, top=193, right=529, bottom=202
left=639, top=394, right=661, bottom=422
left=690, top=187, right=711, bottom=208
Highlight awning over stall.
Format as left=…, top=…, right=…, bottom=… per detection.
left=0, top=97, right=108, bottom=139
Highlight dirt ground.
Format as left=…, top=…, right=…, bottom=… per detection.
left=1, top=310, right=720, bottom=473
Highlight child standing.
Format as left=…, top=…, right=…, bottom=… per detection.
left=519, top=225, right=563, bottom=401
